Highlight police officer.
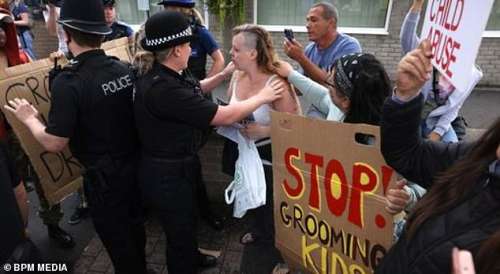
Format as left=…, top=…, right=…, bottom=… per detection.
left=157, top=0, right=224, bottom=80
left=5, top=0, right=146, bottom=273
left=103, top=0, right=133, bottom=42
left=133, top=10, right=283, bottom=273
left=158, top=0, right=225, bottom=230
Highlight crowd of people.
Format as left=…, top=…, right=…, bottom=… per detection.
left=1, top=0, right=499, bottom=274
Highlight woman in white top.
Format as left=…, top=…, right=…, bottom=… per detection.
left=227, top=24, right=300, bottom=245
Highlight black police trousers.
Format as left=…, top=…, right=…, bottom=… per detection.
left=138, top=154, right=200, bottom=274
left=83, top=156, right=146, bottom=274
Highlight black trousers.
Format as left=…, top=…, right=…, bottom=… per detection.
left=83, top=157, right=146, bottom=274
left=249, top=164, right=275, bottom=243
left=139, top=155, right=200, bottom=274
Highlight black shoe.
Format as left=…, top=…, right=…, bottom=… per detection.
left=48, top=225, right=75, bottom=249
left=198, top=253, right=217, bottom=268
left=68, top=207, right=89, bottom=225
left=203, top=215, right=225, bottom=231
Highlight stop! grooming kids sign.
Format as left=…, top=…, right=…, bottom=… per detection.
left=421, top=0, right=494, bottom=92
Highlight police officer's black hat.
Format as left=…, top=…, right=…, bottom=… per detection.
left=157, top=0, right=195, bottom=8
left=141, top=10, right=193, bottom=51
left=58, top=0, right=111, bottom=35
left=103, top=0, right=116, bottom=7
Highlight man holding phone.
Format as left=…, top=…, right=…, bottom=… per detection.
left=284, top=2, right=361, bottom=119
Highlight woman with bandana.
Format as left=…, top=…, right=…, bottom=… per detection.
left=275, top=53, right=415, bottom=242
left=275, top=53, right=390, bottom=126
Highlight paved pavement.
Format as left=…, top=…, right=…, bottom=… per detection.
left=72, top=206, right=251, bottom=274
left=24, top=88, right=499, bottom=273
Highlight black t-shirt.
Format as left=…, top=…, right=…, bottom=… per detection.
left=134, top=62, right=218, bottom=158
left=0, top=142, right=25, bottom=264
left=45, top=49, right=138, bottom=164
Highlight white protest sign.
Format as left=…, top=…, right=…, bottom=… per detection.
left=421, top=0, right=494, bottom=92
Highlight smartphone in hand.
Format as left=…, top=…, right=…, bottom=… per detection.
left=284, top=29, right=294, bottom=42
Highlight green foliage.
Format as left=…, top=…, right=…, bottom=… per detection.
left=205, top=0, right=246, bottom=25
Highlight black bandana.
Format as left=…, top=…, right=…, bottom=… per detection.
left=326, top=53, right=365, bottom=99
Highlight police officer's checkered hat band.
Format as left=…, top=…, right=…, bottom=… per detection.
left=141, top=10, right=194, bottom=51
left=144, top=27, right=192, bottom=47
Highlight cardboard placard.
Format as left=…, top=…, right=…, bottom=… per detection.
left=0, top=37, right=132, bottom=206
left=421, top=0, right=494, bottom=92
left=271, top=112, right=396, bottom=274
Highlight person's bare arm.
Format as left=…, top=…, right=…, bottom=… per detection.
left=200, top=62, right=234, bottom=93
left=4, top=98, right=69, bottom=152
left=284, top=39, right=328, bottom=84
left=45, top=5, right=58, bottom=37
left=206, top=49, right=225, bottom=78
left=14, top=12, right=30, bottom=27
left=241, top=78, right=300, bottom=140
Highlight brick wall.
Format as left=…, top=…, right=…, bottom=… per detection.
left=31, top=1, right=500, bottom=87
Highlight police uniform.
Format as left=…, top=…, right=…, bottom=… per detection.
left=104, top=21, right=133, bottom=42
left=49, top=0, right=146, bottom=273
left=135, top=11, right=218, bottom=274
left=186, top=22, right=219, bottom=80
left=158, top=0, right=224, bottom=232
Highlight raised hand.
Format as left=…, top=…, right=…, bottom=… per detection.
left=275, top=60, right=294, bottom=78
left=283, top=38, right=305, bottom=62
left=396, top=39, right=433, bottom=101
left=257, top=79, right=284, bottom=103
left=4, top=98, right=39, bottom=125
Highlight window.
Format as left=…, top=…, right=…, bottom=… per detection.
left=116, top=0, right=206, bottom=26
left=485, top=0, right=500, bottom=37
left=255, top=0, right=393, bottom=34
left=116, top=0, right=161, bottom=25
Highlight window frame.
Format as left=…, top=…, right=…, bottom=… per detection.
left=253, top=0, right=394, bottom=36
left=125, top=0, right=210, bottom=31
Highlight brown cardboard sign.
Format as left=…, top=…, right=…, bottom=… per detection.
left=271, top=112, right=396, bottom=274
left=0, top=38, right=132, bottom=206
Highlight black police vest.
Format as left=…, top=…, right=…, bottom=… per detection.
left=52, top=52, right=138, bottom=164
left=134, top=64, right=206, bottom=159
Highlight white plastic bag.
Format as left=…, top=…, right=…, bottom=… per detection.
left=220, top=128, right=266, bottom=218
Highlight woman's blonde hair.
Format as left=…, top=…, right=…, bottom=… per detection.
left=232, top=24, right=280, bottom=74
left=133, top=48, right=173, bottom=76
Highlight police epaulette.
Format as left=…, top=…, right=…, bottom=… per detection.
left=61, top=59, right=80, bottom=72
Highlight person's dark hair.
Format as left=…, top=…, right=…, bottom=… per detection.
left=312, top=2, right=338, bottom=23
left=63, top=26, right=104, bottom=48
left=406, top=117, right=500, bottom=240
left=340, top=55, right=391, bottom=126
left=476, top=230, right=500, bottom=274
